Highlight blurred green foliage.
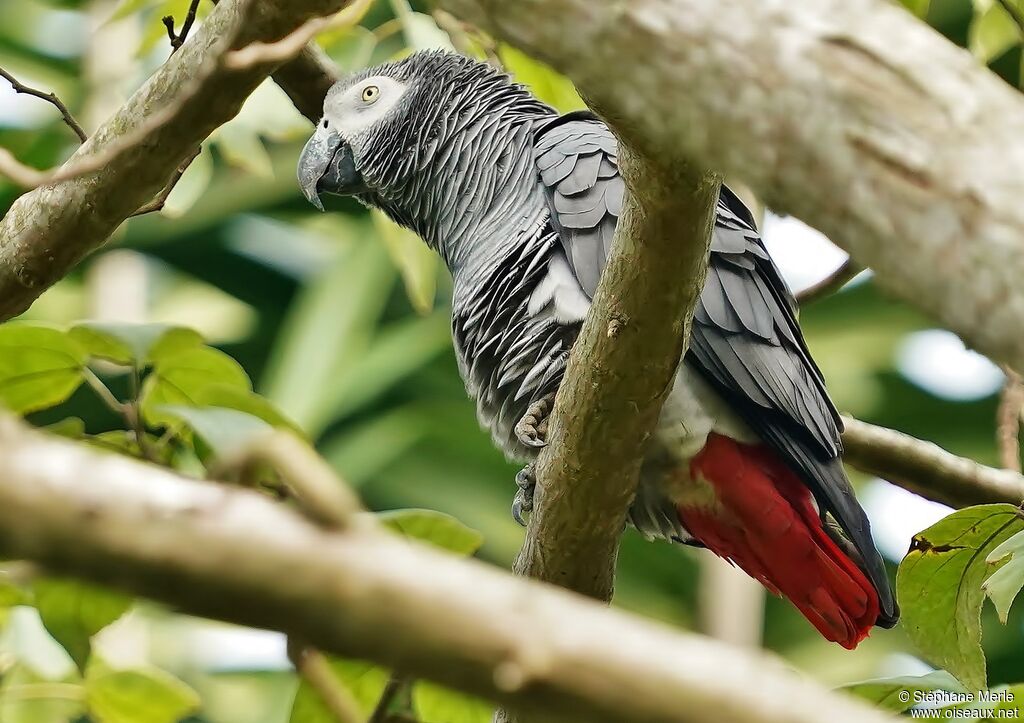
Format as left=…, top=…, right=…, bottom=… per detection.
left=1, top=0, right=1024, bottom=721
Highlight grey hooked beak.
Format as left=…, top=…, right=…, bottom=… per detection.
left=297, top=123, right=365, bottom=211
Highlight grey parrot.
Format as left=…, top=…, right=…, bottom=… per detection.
left=297, top=50, right=898, bottom=648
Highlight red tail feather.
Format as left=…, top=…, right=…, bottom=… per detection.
left=678, top=433, right=879, bottom=649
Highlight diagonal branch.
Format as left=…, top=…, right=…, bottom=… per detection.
left=0, top=416, right=895, bottom=723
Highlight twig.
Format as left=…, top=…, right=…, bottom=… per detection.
left=998, top=366, right=1024, bottom=473
left=796, top=258, right=861, bottom=306
left=996, top=0, right=1024, bottom=36
left=288, top=639, right=365, bottom=723
left=212, top=431, right=363, bottom=530
left=0, top=67, right=87, bottom=142
left=163, top=0, right=203, bottom=53
left=223, top=0, right=373, bottom=70
left=224, top=15, right=336, bottom=69
left=369, top=674, right=409, bottom=723
left=130, top=146, right=201, bottom=216
left=82, top=368, right=126, bottom=416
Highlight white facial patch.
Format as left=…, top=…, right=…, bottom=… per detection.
left=321, top=76, right=409, bottom=145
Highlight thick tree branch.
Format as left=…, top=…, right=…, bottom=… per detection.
left=437, top=0, right=1024, bottom=373
left=841, top=416, right=1024, bottom=508
left=0, top=0, right=352, bottom=321
left=0, top=418, right=894, bottom=723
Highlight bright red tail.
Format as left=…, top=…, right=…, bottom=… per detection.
left=678, top=433, right=880, bottom=649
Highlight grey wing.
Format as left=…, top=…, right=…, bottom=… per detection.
left=533, top=113, right=896, bottom=623
left=533, top=112, right=623, bottom=298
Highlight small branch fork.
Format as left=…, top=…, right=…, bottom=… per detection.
left=163, top=0, right=203, bottom=54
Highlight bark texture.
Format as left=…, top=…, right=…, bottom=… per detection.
left=0, top=417, right=895, bottom=723
left=438, top=0, right=1024, bottom=372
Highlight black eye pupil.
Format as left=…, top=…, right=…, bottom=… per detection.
left=322, top=120, right=328, bottom=128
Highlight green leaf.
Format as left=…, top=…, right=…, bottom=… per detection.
left=841, top=671, right=967, bottom=713
left=289, top=659, right=389, bottom=722
left=897, top=504, right=1024, bottom=690
left=0, top=664, right=86, bottom=723
left=379, top=509, right=484, bottom=556
left=193, top=384, right=304, bottom=434
left=413, top=681, right=493, bottom=723
left=984, top=529, right=1024, bottom=623
left=85, top=658, right=200, bottom=723
left=261, top=238, right=396, bottom=430
left=0, top=323, right=87, bottom=414
left=156, top=405, right=273, bottom=457
left=501, top=46, right=585, bottom=112
left=33, top=579, right=133, bottom=671
left=140, top=346, right=251, bottom=428
left=970, top=3, right=1022, bottom=63
left=43, top=417, right=86, bottom=438
left=371, top=210, right=438, bottom=314
left=69, top=323, right=203, bottom=366
left=321, top=310, right=451, bottom=425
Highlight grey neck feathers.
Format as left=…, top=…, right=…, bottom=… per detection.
left=355, top=57, right=554, bottom=305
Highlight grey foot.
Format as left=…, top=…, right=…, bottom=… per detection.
left=515, top=393, right=554, bottom=448
left=511, top=463, right=536, bottom=526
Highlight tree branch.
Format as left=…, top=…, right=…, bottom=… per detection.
left=0, top=417, right=895, bottom=723
left=797, top=259, right=862, bottom=306
left=288, top=640, right=365, bottom=723
left=0, top=0, right=353, bottom=321
left=436, top=0, right=1024, bottom=373
left=516, top=146, right=718, bottom=601
left=841, top=415, right=1024, bottom=508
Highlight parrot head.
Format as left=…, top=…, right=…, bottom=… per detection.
left=298, top=51, right=552, bottom=217
left=297, top=71, right=411, bottom=209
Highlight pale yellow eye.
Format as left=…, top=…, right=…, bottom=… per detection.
left=361, top=85, right=380, bottom=103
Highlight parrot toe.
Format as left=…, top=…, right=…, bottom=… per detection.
left=512, top=463, right=536, bottom=526
left=515, top=394, right=554, bottom=448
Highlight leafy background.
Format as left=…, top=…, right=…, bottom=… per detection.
left=2, top=0, right=1024, bottom=720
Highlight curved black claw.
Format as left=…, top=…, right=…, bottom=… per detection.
left=515, top=394, right=554, bottom=449
left=511, top=463, right=536, bottom=526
